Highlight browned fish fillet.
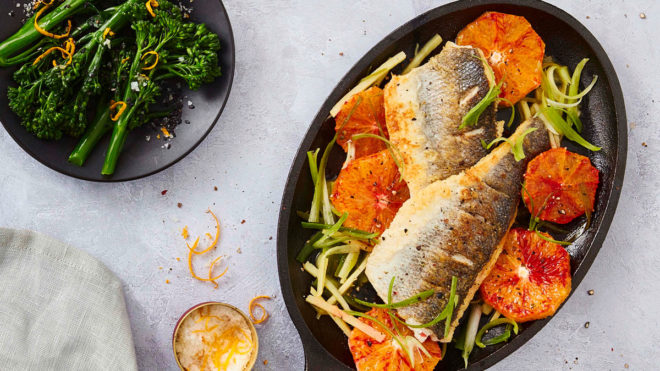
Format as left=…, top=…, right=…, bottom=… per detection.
left=365, top=118, right=550, bottom=341
left=384, top=41, right=499, bottom=195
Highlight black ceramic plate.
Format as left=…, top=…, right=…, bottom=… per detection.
left=0, top=0, right=235, bottom=182
left=277, top=1, right=626, bottom=370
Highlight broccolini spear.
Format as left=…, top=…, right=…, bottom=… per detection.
left=0, top=0, right=95, bottom=67
left=7, top=0, right=149, bottom=139
left=100, top=8, right=221, bottom=175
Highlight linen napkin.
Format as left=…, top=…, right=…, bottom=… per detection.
left=0, top=228, right=138, bottom=371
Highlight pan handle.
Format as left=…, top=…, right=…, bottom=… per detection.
left=303, top=337, right=344, bottom=371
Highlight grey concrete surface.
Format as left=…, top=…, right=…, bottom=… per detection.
left=0, top=0, right=657, bottom=370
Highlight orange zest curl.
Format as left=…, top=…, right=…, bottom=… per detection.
left=33, top=46, right=69, bottom=66
left=192, top=315, right=222, bottom=333
left=34, top=1, right=72, bottom=40
left=145, top=0, right=159, bottom=17
left=207, top=256, right=229, bottom=289
left=110, top=101, right=128, bottom=121
left=248, top=296, right=272, bottom=324
left=102, top=27, right=115, bottom=40
left=186, top=248, right=227, bottom=288
left=141, top=50, right=159, bottom=70
left=188, top=209, right=220, bottom=255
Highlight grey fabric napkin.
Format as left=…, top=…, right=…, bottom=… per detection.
left=0, top=228, right=137, bottom=371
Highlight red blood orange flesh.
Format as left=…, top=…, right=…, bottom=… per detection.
left=480, top=228, right=572, bottom=322
left=348, top=308, right=442, bottom=371
left=331, top=150, right=409, bottom=235
left=456, top=11, right=545, bottom=106
left=335, top=87, right=389, bottom=159
left=523, top=147, right=599, bottom=224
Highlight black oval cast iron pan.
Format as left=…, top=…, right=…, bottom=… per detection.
left=277, top=0, right=627, bottom=370
left=0, top=0, right=235, bottom=182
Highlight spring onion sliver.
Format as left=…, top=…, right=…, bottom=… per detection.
left=460, top=79, right=501, bottom=130
left=535, top=230, right=572, bottom=246
left=334, top=254, right=347, bottom=277
left=307, top=149, right=319, bottom=184
left=354, top=280, right=435, bottom=310
left=330, top=51, right=406, bottom=117
left=304, top=262, right=351, bottom=310
left=392, top=276, right=458, bottom=330
left=301, top=222, right=378, bottom=240
left=296, top=231, right=323, bottom=263
left=307, top=296, right=386, bottom=342
left=313, top=213, right=348, bottom=248
left=547, top=97, right=582, bottom=108
left=483, top=128, right=537, bottom=162
left=337, top=251, right=360, bottom=283
left=309, top=98, right=362, bottom=223
left=482, top=328, right=512, bottom=346
left=315, top=244, right=360, bottom=297
left=541, top=107, right=601, bottom=151
left=338, top=257, right=368, bottom=294
left=461, top=303, right=483, bottom=368
left=475, top=317, right=519, bottom=348
left=402, top=34, right=443, bottom=74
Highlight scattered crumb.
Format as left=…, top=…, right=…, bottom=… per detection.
left=269, top=236, right=273, bottom=240
left=176, top=257, right=181, bottom=262
left=187, top=100, right=195, bottom=109
left=161, top=190, right=168, bottom=195
left=642, top=142, right=647, bottom=147
left=640, top=12, right=646, bottom=19
left=588, top=289, right=594, bottom=295
left=166, top=280, right=170, bottom=284
left=182, top=226, right=189, bottom=239
left=213, top=186, right=218, bottom=191
left=584, top=321, right=590, bottom=328
left=145, top=135, right=151, bottom=142
left=339, top=52, right=344, bottom=56
left=625, top=363, right=629, bottom=369
left=626, top=64, right=630, bottom=68
left=159, top=266, right=163, bottom=270
left=629, top=122, right=636, bottom=129
left=157, top=134, right=161, bottom=139
left=263, top=360, right=268, bottom=365
left=586, top=15, right=590, bottom=19
left=241, top=220, right=246, bottom=224
left=177, top=202, right=183, bottom=208
left=237, top=248, right=242, bottom=254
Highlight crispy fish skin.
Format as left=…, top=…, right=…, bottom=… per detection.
left=365, top=118, right=550, bottom=341
left=384, top=41, right=498, bottom=195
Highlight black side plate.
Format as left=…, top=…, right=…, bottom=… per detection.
left=277, top=0, right=626, bottom=370
left=0, top=0, right=235, bottom=182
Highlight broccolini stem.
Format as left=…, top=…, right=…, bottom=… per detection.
left=0, top=0, right=92, bottom=67
left=68, top=106, right=112, bottom=166
left=102, top=102, right=143, bottom=175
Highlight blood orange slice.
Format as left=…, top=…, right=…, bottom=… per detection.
left=331, top=150, right=409, bottom=235
left=335, top=86, right=389, bottom=159
left=523, top=147, right=599, bottom=224
left=480, top=228, right=571, bottom=322
left=348, top=308, right=442, bottom=371
left=456, top=11, right=545, bottom=106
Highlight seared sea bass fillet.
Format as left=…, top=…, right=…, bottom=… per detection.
left=365, top=118, right=550, bottom=341
left=384, top=42, right=498, bottom=195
